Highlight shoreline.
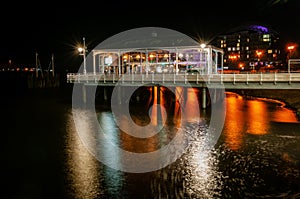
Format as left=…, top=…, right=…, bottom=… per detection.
left=227, top=89, right=300, bottom=120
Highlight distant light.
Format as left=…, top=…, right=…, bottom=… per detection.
left=78, top=47, right=84, bottom=53
left=287, top=45, right=295, bottom=50
left=200, top=43, right=206, bottom=48
left=249, top=25, right=269, bottom=33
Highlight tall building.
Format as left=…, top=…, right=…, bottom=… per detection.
left=212, top=23, right=283, bottom=71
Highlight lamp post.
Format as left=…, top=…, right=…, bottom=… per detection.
left=287, top=45, right=295, bottom=73
left=287, top=45, right=295, bottom=59
left=78, top=37, right=87, bottom=75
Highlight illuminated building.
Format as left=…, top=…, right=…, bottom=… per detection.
left=212, top=23, right=282, bottom=70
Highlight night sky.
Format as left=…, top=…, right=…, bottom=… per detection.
left=0, top=0, right=299, bottom=72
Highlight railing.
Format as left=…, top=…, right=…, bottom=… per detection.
left=67, top=72, right=300, bottom=86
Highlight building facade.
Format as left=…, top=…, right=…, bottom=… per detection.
left=212, top=24, right=283, bottom=71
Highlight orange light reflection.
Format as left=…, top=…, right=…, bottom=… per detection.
left=246, top=100, right=269, bottom=135
left=184, top=88, right=200, bottom=123
left=223, top=93, right=245, bottom=150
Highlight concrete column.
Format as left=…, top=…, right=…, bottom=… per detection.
left=157, top=86, right=160, bottom=105
left=202, top=87, right=206, bottom=109
left=118, top=51, right=121, bottom=75
left=118, top=86, right=122, bottom=104
left=82, top=84, right=86, bottom=104
left=221, top=53, right=224, bottom=74
left=207, top=48, right=212, bottom=74
left=93, top=53, right=96, bottom=75
left=215, top=51, right=218, bottom=74
left=213, top=88, right=217, bottom=103
left=103, top=87, right=108, bottom=102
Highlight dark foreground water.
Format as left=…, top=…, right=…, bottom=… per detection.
left=1, top=86, right=300, bottom=199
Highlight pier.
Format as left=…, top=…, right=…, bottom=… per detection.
left=67, top=72, right=300, bottom=89
left=67, top=72, right=300, bottom=110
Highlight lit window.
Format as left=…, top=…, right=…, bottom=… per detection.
left=246, top=46, right=249, bottom=50
left=247, top=38, right=250, bottom=42
left=268, top=50, right=272, bottom=54
left=232, top=47, right=236, bottom=51
left=237, top=47, right=240, bottom=51
left=221, top=40, right=224, bottom=44
left=247, top=54, right=249, bottom=59
left=237, top=43, right=240, bottom=47
left=228, top=47, right=231, bottom=51
left=221, top=44, right=224, bottom=48
left=263, top=34, right=270, bottom=42
left=224, top=44, right=226, bottom=47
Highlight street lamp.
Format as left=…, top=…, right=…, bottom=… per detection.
left=256, top=50, right=262, bottom=61
left=200, top=43, right=206, bottom=49
left=287, top=45, right=295, bottom=59
left=78, top=37, right=87, bottom=75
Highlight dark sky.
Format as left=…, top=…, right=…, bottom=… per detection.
left=0, top=0, right=299, bottom=71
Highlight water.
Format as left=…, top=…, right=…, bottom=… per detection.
left=1, top=86, right=300, bottom=199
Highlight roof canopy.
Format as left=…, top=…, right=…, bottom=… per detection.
left=94, top=27, right=201, bottom=50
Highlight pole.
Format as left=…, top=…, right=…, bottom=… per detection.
left=83, top=37, right=87, bottom=75
left=35, top=52, right=38, bottom=78
left=51, top=53, right=55, bottom=77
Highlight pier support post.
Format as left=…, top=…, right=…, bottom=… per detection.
left=202, top=87, right=206, bottom=109
left=82, top=84, right=87, bottom=104
left=104, top=87, right=108, bottom=102
left=118, top=86, right=122, bottom=104
left=156, top=86, right=163, bottom=126
left=157, top=86, right=160, bottom=105
left=213, top=88, right=217, bottom=103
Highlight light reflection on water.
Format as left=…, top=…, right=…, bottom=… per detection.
left=65, top=112, right=103, bottom=199
left=65, top=88, right=300, bottom=198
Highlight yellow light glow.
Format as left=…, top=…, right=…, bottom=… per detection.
left=256, top=50, right=262, bottom=56
left=78, top=47, right=84, bottom=53
left=287, top=45, right=295, bottom=50
left=200, top=43, right=206, bottom=48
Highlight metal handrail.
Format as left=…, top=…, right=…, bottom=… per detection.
left=67, top=72, right=300, bottom=84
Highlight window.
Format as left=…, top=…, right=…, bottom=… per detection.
left=228, top=47, right=231, bottom=51
left=263, top=34, right=270, bottom=42
left=268, top=50, right=272, bottom=54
